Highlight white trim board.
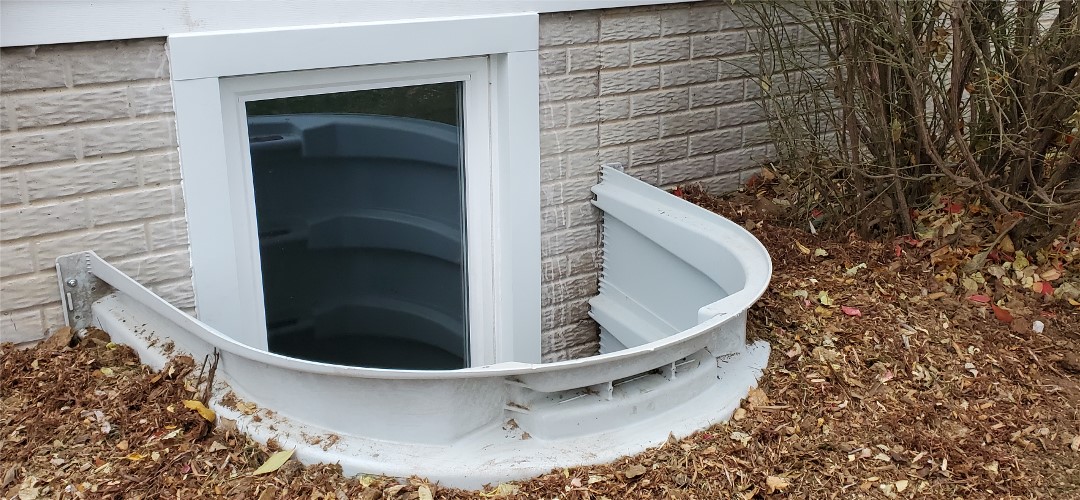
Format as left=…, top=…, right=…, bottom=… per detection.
left=1, top=0, right=700, bottom=48
left=169, top=14, right=538, bottom=81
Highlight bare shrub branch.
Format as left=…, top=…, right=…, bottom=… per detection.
left=743, top=0, right=1080, bottom=247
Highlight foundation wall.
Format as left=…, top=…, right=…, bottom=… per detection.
left=0, top=2, right=771, bottom=356
left=537, top=2, right=770, bottom=360
left=0, top=39, right=192, bottom=344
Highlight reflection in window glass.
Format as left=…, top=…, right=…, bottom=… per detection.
left=246, top=84, right=461, bottom=125
left=245, top=82, right=468, bottom=369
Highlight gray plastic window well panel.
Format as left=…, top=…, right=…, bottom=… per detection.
left=245, top=84, right=468, bottom=369
left=53, top=166, right=772, bottom=489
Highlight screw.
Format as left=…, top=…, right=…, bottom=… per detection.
left=65, top=278, right=77, bottom=287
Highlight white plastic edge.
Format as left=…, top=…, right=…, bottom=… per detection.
left=90, top=289, right=769, bottom=488
left=168, top=14, right=539, bottom=81
left=1, top=0, right=701, bottom=48
left=63, top=169, right=769, bottom=382
left=54, top=167, right=772, bottom=487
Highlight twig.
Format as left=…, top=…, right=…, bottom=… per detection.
left=200, top=349, right=220, bottom=406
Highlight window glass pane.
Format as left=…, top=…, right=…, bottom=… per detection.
left=245, top=82, right=468, bottom=369
left=246, top=85, right=461, bottom=125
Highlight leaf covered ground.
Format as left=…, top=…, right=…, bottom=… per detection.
left=3, top=179, right=1079, bottom=499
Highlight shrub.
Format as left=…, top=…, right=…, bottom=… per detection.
left=745, top=0, right=1079, bottom=249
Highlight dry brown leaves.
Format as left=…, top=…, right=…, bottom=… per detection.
left=3, top=184, right=1078, bottom=499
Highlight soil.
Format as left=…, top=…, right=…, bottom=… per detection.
left=3, top=186, right=1078, bottom=499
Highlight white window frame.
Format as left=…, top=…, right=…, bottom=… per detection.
left=223, top=58, right=493, bottom=366
left=169, top=14, right=541, bottom=365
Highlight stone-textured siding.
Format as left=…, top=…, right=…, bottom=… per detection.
left=0, top=39, right=192, bottom=344
left=0, top=2, right=771, bottom=357
left=538, top=2, right=771, bottom=361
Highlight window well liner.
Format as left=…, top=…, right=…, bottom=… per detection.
left=246, top=114, right=468, bottom=369
left=53, top=166, right=772, bottom=489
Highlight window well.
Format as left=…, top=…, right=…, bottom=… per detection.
left=245, top=83, right=469, bottom=369
left=149, top=15, right=770, bottom=488
left=55, top=166, right=773, bottom=489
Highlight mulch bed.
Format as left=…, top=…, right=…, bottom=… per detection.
left=3, top=185, right=1079, bottom=499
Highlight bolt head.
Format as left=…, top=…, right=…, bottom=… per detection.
left=65, top=278, right=78, bottom=287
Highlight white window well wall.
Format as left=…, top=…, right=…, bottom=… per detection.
left=169, top=14, right=541, bottom=367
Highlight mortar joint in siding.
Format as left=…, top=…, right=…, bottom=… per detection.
left=4, top=113, right=176, bottom=136
left=8, top=145, right=177, bottom=176
left=62, top=57, right=75, bottom=89
left=0, top=78, right=169, bottom=98
left=17, top=170, right=30, bottom=205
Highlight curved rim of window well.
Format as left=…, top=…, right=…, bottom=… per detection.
left=54, top=166, right=772, bottom=489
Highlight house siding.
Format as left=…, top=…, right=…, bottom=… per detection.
left=537, top=2, right=770, bottom=361
left=0, top=39, right=192, bottom=344
left=0, top=1, right=770, bottom=357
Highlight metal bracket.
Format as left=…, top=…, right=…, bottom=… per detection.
left=55, top=252, right=111, bottom=331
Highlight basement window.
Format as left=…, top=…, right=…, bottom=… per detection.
left=169, top=15, right=541, bottom=368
